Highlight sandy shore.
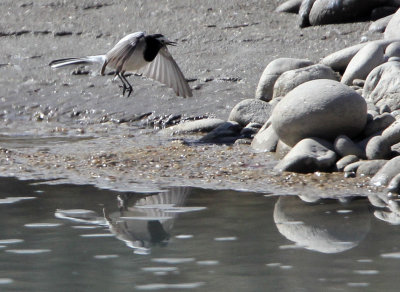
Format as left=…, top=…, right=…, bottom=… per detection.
left=0, top=0, right=384, bottom=197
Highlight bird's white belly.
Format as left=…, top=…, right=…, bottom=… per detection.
left=122, top=48, right=150, bottom=72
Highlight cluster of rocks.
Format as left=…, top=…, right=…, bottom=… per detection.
left=276, top=0, right=400, bottom=29
left=160, top=10, right=400, bottom=195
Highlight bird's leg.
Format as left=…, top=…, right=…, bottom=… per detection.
left=117, top=72, right=133, bottom=97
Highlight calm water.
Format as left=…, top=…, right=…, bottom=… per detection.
left=0, top=177, right=400, bottom=291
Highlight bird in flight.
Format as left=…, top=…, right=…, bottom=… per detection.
left=49, top=32, right=192, bottom=98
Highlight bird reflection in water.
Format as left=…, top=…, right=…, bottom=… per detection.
left=104, top=187, right=191, bottom=254
left=55, top=187, right=198, bottom=254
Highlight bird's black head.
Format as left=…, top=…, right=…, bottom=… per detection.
left=144, top=34, right=176, bottom=62
left=148, top=34, right=176, bottom=46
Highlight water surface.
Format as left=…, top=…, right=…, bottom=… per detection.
left=0, top=177, right=399, bottom=291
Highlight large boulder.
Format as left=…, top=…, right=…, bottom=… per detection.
left=385, top=8, right=400, bottom=39
left=271, top=79, right=367, bottom=147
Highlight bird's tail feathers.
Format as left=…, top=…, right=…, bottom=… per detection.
left=49, top=55, right=106, bottom=68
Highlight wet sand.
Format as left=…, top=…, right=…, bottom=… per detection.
left=0, top=0, right=384, bottom=197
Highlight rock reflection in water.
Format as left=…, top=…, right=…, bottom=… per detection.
left=273, top=195, right=371, bottom=254
left=55, top=187, right=197, bottom=254
left=368, top=193, right=400, bottom=225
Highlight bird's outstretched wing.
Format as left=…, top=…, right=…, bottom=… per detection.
left=105, top=32, right=145, bottom=73
left=135, top=47, right=192, bottom=98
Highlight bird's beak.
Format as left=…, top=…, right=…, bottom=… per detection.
left=166, top=40, right=177, bottom=46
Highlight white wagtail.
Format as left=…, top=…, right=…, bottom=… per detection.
left=49, top=32, right=192, bottom=98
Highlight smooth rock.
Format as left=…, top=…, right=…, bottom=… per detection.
left=271, top=79, right=367, bottom=147
left=334, top=135, right=365, bottom=158
left=385, top=8, right=400, bottom=39
left=240, top=122, right=262, bottom=138
left=365, top=135, right=392, bottom=159
left=274, top=137, right=337, bottom=173
left=251, top=125, right=279, bottom=152
left=159, top=118, right=225, bottom=135
left=275, top=0, right=302, bottom=13
left=356, top=160, right=388, bottom=176
left=273, top=64, right=337, bottom=99
left=370, top=156, right=400, bottom=186
left=385, top=41, right=400, bottom=57
left=228, top=99, right=273, bottom=127
left=382, top=119, right=400, bottom=144
left=369, top=14, right=393, bottom=33
left=320, top=43, right=367, bottom=72
left=341, top=41, right=386, bottom=85
left=276, top=139, right=293, bottom=157
left=255, top=58, right=314, bottom=101
left=387, top=173, right=400, bottom=192
left=309, top=0, right=386, bottom=26
left=298, top=0, right=316, bottom=27
left=198, top=121, right=242, bottom=144
left=336, top=155, right=361, bottom=172
left=343, top=161, right=365, bottom=174
left=363, top=113, right=395, bottom=137
left=363, top=62, right=400, bottom=112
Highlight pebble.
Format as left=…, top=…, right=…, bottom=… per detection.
left=336, top=155, right=360, bottom=172
left=159, top=118, right=225, bottom=135
left=370, top=156, right=400, bottom=186
left=274, top=137, right=337, bottom=173
left=251, top=125, right=279, bottom=153
left=228, top=99, right=273, bottom=127
left=334, top=135, right=365, bottom=158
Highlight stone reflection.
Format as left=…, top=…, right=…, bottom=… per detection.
left=55, top=187, right=192, bottom=254
left=273, top=195, right=371, bottom=254
left=368, top=193, right=400, bottom=225
left=104, top=187, right=191, bottom=254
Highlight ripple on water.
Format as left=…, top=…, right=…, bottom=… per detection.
left=80, top=233, right=114, bottom=238
left=214, top=237, right=237, bottom=241
left=196, top=260, right=219, bottom=266
left=353, top=270, right=379, bottom=275
left=0, top=197, right=36, bottom=204
left=0, top=239, right=24, bottom=244
left=93, top=254, right=119, bottom=259
left=135, top=282, right=205, bottom=290
left=151, top=258, right=195, bottom=264
left=0, top=278, right=13, bottom=285
left=175, top=234, right=193, bottom=239
left=24, top=223, right=62, bottom=228
left=380, top=252, right=400, bottom=259
left=5, top=249, right=51, bottom=254
left=141, top=267, right=179, bottom=273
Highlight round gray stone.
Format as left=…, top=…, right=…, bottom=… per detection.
left=334, top=135, right=365, bottom=158
left=228, top=99, right=273, bottom=127
left=273, top=64, right=337, bottom=99
left=271, top=79, right=367, bottom=147
left=274, top=137, right=337, bottom=173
